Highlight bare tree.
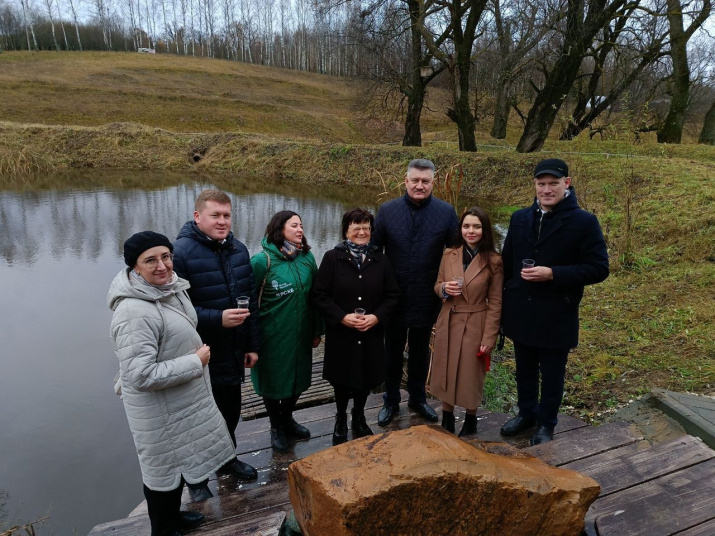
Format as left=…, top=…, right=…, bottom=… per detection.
left=559, top=1, right=669, bottom=139
left=516, top=0, right=643, bottom=153
left=65, top=0, right=83, bottom=50
left=41, top=0, right=60, bottom=50
left=488, top=0, right=552, bottom=139
left=657, top=0, right=712, bottom=143
left=699, top=99, right=715, bottom=143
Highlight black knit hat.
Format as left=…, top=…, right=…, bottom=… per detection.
left=123, top=231, right=173, bottom=267
left=534, top=158, right=569, bottom=178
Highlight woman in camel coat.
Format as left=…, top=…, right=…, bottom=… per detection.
left=430, top=207, right=503, bottom=436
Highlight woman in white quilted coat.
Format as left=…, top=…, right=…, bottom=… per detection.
left=108, top=231, right=236, bottom=536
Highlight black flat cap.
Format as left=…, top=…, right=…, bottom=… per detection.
left=534, top=158, right=569, bottom=178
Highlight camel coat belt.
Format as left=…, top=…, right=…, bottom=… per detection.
left=429, top=248, right=503, bottom=410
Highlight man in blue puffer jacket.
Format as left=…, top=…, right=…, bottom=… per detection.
left=173, top=189, right=260, bottom=501
left=372, top=159, right=459, bottom=426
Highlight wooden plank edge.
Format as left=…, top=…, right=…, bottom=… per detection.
left=652, top=389, right=715, bottom=449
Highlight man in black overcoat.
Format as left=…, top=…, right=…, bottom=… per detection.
left=500, top=158, right=609, bottom=445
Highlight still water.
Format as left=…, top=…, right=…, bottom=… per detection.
left=0, top=172, right=502, bottom=535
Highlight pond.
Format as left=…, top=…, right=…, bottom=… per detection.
left=0, top=171, right=505, bottom=535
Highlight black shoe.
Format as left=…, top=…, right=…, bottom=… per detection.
left=377, top=404, right=399, bottom=427
left=218, top=459, right=258, bottom=481
left=458, top=414, right=478, bottom=437
left=500, top=414, right=537, bottom=436
left=333, top=412, right=348, bottom=445
left=283, top=416, right=311, bottom=440
left=188, top=485, right=213, bottom=503
left=178, top=510, right=205, bottom=529
left=530, top=425, right=555, bottom=446
left=351, top=409, right=374, bottom=438
left=271, top=426, right=290, bottom=452
left=408, top=401, right=439, bottom=422
left=441, top=410, right=455, bottom=433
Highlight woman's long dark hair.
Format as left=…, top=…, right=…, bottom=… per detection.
left=456, top=206, right=497, bottom=269
left=265, top=210, right=311, bottom=252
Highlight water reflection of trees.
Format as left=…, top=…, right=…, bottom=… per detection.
left=0, top=184, right=381, bottom=267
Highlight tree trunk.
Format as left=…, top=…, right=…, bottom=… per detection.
left=402, top=0, right=425, bottom=147
left=657, top=0, right=689, bottom=143
left=657, top=0, right=711, bottom=143
left=517, top=0, right=616, bottom=153
left=403, top=82, right=425, bottom=147
left=699, top=100, right=715, bottom=145
left=449, top=57, right=477, bottom=151
left=491, top=79, right=511, bottom=139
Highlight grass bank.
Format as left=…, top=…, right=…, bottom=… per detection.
left=1, top=120, right=712, bottom=422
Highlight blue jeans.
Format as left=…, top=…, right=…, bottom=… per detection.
left=514, top=342, right=569, bottom=428
left=383, top=325, right=432, bottom=406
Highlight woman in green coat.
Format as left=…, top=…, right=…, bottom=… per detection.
left=250, top=210, right=323, bottom=452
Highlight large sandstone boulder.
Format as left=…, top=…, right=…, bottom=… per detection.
left=288, top=425, right=600, bottom=536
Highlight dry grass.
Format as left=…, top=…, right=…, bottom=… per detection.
left=1, top=51, right=713, bottom=420
left=0, top=51, right=402, bottom=142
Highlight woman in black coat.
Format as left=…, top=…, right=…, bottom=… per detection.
left=313, top=208, right=401, bottom=445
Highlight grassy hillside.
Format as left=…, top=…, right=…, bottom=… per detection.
left=0, top=51, right=433, bottom=142
left=1, top=51, right=713, bottom=421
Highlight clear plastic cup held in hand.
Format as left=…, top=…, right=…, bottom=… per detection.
left=354, top=308, right=366, bottom=317
left=453, top=276, right=464, bottom=290
left=522, top=259, right=535, bottom=269
left=236, top=296, right=250, bottom=309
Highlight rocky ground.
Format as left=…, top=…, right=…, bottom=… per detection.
left=606, top=394, right=687, bottom=445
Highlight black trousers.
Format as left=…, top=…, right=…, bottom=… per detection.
left=513, top=342, right=569, bottom=428
left=333, top=384, right=370, bottom=414
left=263, top=395, right=300, bottom=427
left=143, top=479, right=184, bottom=536
left=383, top=325, right=432, bottom=407
left=211, top=383, right=242, bottom=447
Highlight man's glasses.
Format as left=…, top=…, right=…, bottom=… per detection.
left=140, top=253, right=174, bottom=270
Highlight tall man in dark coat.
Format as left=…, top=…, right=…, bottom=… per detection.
left=173, top=189, right=260, bottom=501
left=500, top=159, right=609, bottom=445
left=372, top=159, right=460, bottom=426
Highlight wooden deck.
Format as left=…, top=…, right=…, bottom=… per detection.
left=89, top=390, right=715, bottom=536
left=240, top=356, right=332, bottom=420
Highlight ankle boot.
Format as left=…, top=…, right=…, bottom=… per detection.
left=458, top=414, right=478, bottom=437
left=270, top=425, right=289, bottom=452
left=333, top=413, right=348, bottom=445
left=351, top=409, right=373, bottom=438
left=441, top=410, right=455, bottom=433
left=283, top=413, right=311, bottom=440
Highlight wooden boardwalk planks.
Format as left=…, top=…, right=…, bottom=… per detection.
left=563, top=435, right=715, bottom=497
left=240, top=357, right=333, bottom=420
left=89, top=393, right=715, bottom=536
left=524, top=421, right=643, bottom=466
left=587, top=458, right=715, bottom=536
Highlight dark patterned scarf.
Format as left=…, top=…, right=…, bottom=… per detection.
left=345, top=240, right=370, bottom=270
left=281, top=240, right=302, bottom=260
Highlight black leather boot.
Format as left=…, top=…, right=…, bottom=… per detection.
left=270, top=426, right=289, bottom=452
left=283, top=414, right=311, bottom=440
left=333, top=413, right=348, bottom=445
left=441, top=410, right=455, bottom=433
left=351, top=409, right=374, bottom=438
left=458, top=414, right=478, bottom=437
